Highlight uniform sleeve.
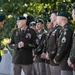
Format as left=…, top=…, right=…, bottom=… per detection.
left=28, top=30, right=38, bottom=49
left=49, top=43, right=57, bottom=60
left=70, top=53, right=75, bottom=64
left=54, top=29, right=73, bottom=62
left=69, top=33, right=75, bottom=64
left=9, top=30, right=18, bottom=50
left=34, top=33, right=46, bottom=54
left=31, top=31, right=38, bottom=48
left=48, top=29, right=59, bottom=60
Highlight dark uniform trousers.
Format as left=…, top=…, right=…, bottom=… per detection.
left=13, top=64, right=33, bottom=75
left=73, top=71, right=75, bottom=75
left=45, top=61, right=51, bottom=75
left=9, top=27, right=37, bottom=75
left=54, top=23, right=73, bottom=75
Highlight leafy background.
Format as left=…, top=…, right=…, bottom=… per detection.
left=0, top=0, right=75, bottom=51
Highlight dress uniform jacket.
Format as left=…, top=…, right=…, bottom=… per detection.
left=47, top=25, right=61, bottom=65
left=43, top=29, right=53, bottom=64
left=34, top=29, right=47, bottom=62
left=9, top=27, right=37, bottom=65
left=69, top=31, right=75, bottom=71
left=69, top=32, right=75, bottom=64
left=47, top=26, right=61, bottom=59
left=54, top=23, right=73, bottom=70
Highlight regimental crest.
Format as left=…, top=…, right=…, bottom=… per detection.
left=25, top=33, right=31, bottom=39
left=62, top=37, right=66, bottom=43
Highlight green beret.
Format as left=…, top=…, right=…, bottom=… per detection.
left=57, top=12, right=68, bottom=19
left=36, top=19, right=44, bottom=24
left=51, top=10, right=60, bottom=15
left=29, top=21, right=36, bottom=27
left=17, top=16, right=26, bottom=20
left=0, top=14, right=5, bottom=22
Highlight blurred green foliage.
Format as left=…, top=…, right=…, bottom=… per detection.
left=0, top=0, right=75, bottom=50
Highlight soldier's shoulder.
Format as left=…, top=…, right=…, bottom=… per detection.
left=44, top=29, right=47, bottom=34
left=12, top=28, right=18, bottom=33
left=27, top=28, right=36, bottom=34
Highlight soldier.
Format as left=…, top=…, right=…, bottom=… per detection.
left=67, top=6, right=75, bottom=75
left=41, top=19, right=53, bottom=75
left=33, top=19, right=46, bottom=75
left=29, top=21, right=39, bottom=75
left=0, top=14, right=5, bottom=62
left=45, top=10, right=61, bottom=75
left=54, top=12, right=73, bottom=75
left=9, top=16, right=37, bottom=75
left=29, top=21, right=36, bottom=31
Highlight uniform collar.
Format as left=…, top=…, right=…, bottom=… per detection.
left=62, top=23, right=69, bottom=29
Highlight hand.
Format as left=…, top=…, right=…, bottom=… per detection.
left=53, top=59, right=59, bottom=64
left=33, top=57, right=36, bottom=61
left=18, top=41, right=24, bottom=48
left=33, top=55, right=37, bottom=61
left=67, top=58, right=74, bottom=68
left=41, top=53, right=46, bottom=59
left=46, top=52, right=50, bottom=60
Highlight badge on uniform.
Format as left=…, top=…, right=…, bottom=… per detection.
left=25, top=33, right=31, bottom=39
left=64, top=31, right=66, bottom=35
left=62, top=37, right=66, bottom=43
left=16, top=31, right=18, bottom=36
left=36, top=39, right=39, bottom=45
left=38, top=34, right=42, bottom=39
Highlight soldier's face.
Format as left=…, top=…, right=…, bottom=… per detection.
left=30, top=26, right=36, bottom=31
left=56, top=16, right=62, bottom=25
left=36, top=22, right=43, bottom=30
left=0, top=21, right=4, bottom=27
left=72, top=10, right=75, bottom=21
left=17, top=20, right=26, bottom=28
left=50, top=13, right=57, bottom=23
left=46, top=22, right=53, bottom=29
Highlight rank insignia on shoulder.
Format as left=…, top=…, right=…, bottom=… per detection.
left=62, top=37, right=66, bottom=43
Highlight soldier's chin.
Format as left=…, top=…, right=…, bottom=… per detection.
left=0, top=24, right=3, bottom=27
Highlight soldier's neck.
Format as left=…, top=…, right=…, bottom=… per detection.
left=61, top=21, right=68, bottom=27
left=53, top=21, right=57, bottom=27
left=21, top=25, right=27, bottom=30
left=38, top=28, right=43, bottom=32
